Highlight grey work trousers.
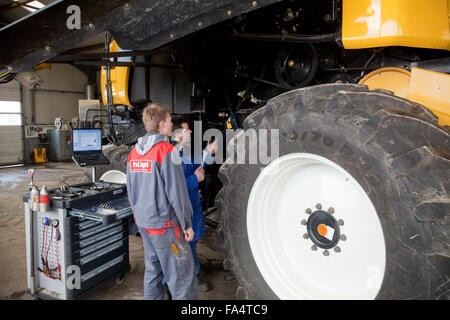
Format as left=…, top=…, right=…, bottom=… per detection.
left=138, top=226, right=197, bottom=300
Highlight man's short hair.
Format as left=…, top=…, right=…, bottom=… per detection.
left=171, top=117, right=189, bottom=141
left=171, top=117, right=189, bottom=132
left=142, top=102, right=171, bottom=132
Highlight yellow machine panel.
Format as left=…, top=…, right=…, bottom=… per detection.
left=359, top=67, right=450, bottom=126
left=101, top=41, right=132, bottom=107
left=342, top=0, right=450, bottom=50
left=359, top=67, right=411, bottom=98
left=408, top=68, right=450, bottom=126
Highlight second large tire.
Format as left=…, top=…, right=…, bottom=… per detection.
left=216, top=84, right=449, bottom=300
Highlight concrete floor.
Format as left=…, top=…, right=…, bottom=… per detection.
left=0, top=161, right=238, bottom=300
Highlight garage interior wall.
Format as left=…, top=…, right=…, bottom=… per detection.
left=22, top=64, right=88, bottom=124
left=21, top=64, right=89, bottom=163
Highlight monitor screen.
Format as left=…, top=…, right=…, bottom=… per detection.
left=72, top=129, right=102, bottom=152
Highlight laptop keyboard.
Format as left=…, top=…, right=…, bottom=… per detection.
left=79, top=154, right=99, bottom=161
left=74, top=153, right=109, bottom=166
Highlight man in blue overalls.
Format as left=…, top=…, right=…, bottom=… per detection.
left=172, top=118, right=218, bottom=292
left=126, top=103, right=197, bottom=300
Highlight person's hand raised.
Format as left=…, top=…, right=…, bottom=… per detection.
left=194, top=166, right=205, bottom=182
left=206, top=139, right=218, bottom=155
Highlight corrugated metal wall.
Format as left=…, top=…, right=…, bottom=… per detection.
left=0, top=80, right=23, bottom=165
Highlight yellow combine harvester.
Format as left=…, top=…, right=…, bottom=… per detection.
left=1, top=0, right=448, bottom=299
left=103, top=0, right=450, bottom=127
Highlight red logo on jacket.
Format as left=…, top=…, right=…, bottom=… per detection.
left=130, top=160, right=152, bottom=172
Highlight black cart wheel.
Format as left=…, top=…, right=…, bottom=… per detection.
left=115, top=274, right=125, bottom=286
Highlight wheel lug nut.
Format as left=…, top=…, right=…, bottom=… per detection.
left=328, top=207, right=334, bottom=214
left=311, top=245, right=317, bottom=251
left=338, top=219, right=344, bottom=226
left=340, top=234, right=347, bottom=241
left=316, top=203, right=322, bottom=210
left=303, top=233, right=309, bottom=239
left=301, top=219, right=307, bottom=225
left=334, top=246, right=341, bottom=253
left=323, top=250, right=329, bottom=256
left=305, top=208, right=312, bottom=214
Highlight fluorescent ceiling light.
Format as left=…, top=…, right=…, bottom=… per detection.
left=13, top=0, right=45, bottom=12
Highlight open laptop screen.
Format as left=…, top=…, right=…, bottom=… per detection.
left=72, top=129, right=102, bottom=152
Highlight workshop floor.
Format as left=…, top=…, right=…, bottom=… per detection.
left=0, top=162, right=238, bottom=300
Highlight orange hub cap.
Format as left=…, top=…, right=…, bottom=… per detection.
left=317, top=224, right=328, bottom=237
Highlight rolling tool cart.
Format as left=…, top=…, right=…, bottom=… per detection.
left=24, top=182, right=132, bottom=300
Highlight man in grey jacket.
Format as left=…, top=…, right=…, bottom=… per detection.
left=126, top=102, right=197, bottom=300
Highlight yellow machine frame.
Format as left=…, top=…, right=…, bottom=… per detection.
left=343, top=0, right=450, bottom=126
left=359, top=67, right=450, bottom=126
left=101, top=1, right=450, bottom=126
left=100, top=41, right=132, bottom=107
left=342, top=0, right=450, bottom=50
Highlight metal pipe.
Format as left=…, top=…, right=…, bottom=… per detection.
left=221, top=68, right=288, bottom=90
left=234, top=32, right=340, bottom=43
left=171, top=70, right=176, bottom=113
left=72, top=60, right=183, bottom=69
left=31, top=86, right=35, bottom=124
left=84, top=83, right=95, bottom=99
left=19, top=83, right=26, bottom=163
left=32, top=88, right=84, bottom=95
left=47, top=51, right=154, bottom=62
left=25, top=201, right=36, bottom=295
left=105, top=31, right=117, bottom=144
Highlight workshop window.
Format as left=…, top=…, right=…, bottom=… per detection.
left=0, top=101, right=22, bottom=125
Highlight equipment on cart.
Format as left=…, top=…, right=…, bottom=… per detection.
left=71, top=129, right=109, bottom=167
left=24, top=181, right=132, bottom=300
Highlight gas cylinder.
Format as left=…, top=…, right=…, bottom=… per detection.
left=39, top=186, right=50, bottom=212
left=31, top=186, right=40, bottom=211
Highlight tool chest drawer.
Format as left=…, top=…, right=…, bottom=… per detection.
left=68, top=195, right=132, bottom=225
left=70, top=238, right=129, bottom=274
left=67, top=217, right=103, bottom=233
left=67, top=254, right=130, bottom=299
left=66, top=220, right=126, bottom=244
left=65, top=231, right=127, bottom=262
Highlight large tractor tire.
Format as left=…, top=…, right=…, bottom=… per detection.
left=215, top=84, right=449, bottom=300
left=84, top=145, right=131, bottom=183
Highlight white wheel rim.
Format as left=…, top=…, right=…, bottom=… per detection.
left=99, top=170, right=126, bottom=184
left=247, top=153, right=386, bottom=299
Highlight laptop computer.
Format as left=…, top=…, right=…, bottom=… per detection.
left=72, top=128, right=110, bottom=167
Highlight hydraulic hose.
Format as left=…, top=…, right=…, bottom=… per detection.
left=235, top=32, right=340, bottom=44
